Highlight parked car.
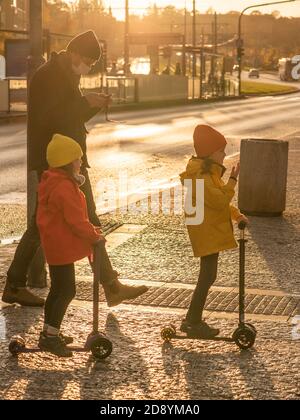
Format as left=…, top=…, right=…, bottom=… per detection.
left=248, top=68, right=260, bottom=78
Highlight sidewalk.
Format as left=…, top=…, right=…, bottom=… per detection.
left=0, top=137, right=299, bottom=400
left=0, top=111, right=27, bottom=124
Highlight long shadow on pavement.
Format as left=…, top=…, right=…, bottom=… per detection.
left=161, top=341, right=280, bottom=400
left=80, top=312, right=152, bottom=400
left=248, top=216, right=300, bottom=295
left=0, top=311, right=152, bottom=400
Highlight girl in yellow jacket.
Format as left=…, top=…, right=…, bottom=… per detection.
left=180, top=125, right=248, bottom=338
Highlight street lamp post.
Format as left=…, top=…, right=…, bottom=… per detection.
left=28, top=0, right=44, bottom=83
left=237, top=0, right=296, bottom=96
left=192, top=0, right=196, bottom=77
left=182, top=1, right=187, bottom=76
left=27, top=0, right=44, bottom=221
left=27, top=0, right=47, bottom=288
left=124, top=0, right=129, bottom=74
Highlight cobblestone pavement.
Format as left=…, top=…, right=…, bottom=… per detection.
left=73, top=138, right=300, bottom=294
left=105, top=137, right=299, bottom=294
left=2, top=141, right=295, bottom=293
left=0, top=135, right=299, bottom=400
left=0, top=303, right=299, bottom=400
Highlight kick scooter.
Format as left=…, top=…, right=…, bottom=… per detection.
left=9, top=244, right=113, bottom=360
left=161, top=221, right=257, bottom=350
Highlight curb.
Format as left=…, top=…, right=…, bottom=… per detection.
left=108, top=95, right=247, bottom=114
left=1, top=89, right=298, bottom=125
left=0, top=96, right=246, bottom=124
left=0, top=113, right=27, bottom=125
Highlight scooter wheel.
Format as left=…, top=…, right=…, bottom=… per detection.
left=9, top=336, right=26, bottom=356
left=244, top=323, right=257, bottom=335
left=233, top=327, right=256, bottom=350
left=161, top=325, right=176, bottom=342
left=91, top=337, right=113, bottom=360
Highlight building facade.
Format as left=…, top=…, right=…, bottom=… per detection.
left=0, top=0, right=28, bottom=30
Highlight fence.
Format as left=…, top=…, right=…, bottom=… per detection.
left=2, top=72, right=239, bottom=114
left=3, top=75, right=137, bottom=113
left=104, top=76, right=137, bottom=104
left=0, top=77, right=27, bottom=112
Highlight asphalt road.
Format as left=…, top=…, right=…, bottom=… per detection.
left=242, top=70, right=300, bottom=87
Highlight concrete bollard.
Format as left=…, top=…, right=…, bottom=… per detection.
left=238, top=138, right=289, bottom=217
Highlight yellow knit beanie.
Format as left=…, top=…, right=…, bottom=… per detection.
left=47, top=134, right=83, bottom=168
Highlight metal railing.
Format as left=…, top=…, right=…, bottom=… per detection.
left=2, top=74, right=138, bottom=113
left=2, top=72, right=238, bottom=113
left=0, top=77, right=27, bottom=113
left=104, top=76, right=138, bottom=104
left=80, top=75, right=138, bottom=104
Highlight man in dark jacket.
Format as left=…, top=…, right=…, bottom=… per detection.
left=2, top=30, right=147, bottom=307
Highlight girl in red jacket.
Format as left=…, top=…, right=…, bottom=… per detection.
left=37, top=134, right=147, bottom=357
left=37, top=134, right=103, bottom=357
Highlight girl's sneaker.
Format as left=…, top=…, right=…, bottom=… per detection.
left=38, top=334, right=73, bottom=357
left=180, top=319, right=220, bottom=339
left=40, top=331, right=73, bottom=345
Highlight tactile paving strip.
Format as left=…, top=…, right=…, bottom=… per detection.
left=75, top=281, right=300, bottom=318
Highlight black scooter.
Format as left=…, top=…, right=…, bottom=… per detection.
left=8, top=244, right=113, bottom=360
left=161, top=222, right=257, bottom=350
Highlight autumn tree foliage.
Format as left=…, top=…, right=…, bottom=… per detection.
left=1, top=1, right=299, bottom=68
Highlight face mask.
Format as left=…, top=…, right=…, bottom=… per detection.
left=73, top=173, right=86, bottom=186
left=72, top=61, right=91, bottom=76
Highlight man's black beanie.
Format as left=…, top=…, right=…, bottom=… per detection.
left=67, top=30, right=101, bottom=61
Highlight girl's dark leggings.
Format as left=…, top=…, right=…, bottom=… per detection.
left=44, top=264, right=76, bottom=330
left=186, top=253, right=219, bottom=324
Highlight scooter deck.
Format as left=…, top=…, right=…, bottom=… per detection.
left=10, top=344, right=89, bottom=354
left=170, top=333, right=234, bottom=343
left=9, top=245, right=113, bottom=360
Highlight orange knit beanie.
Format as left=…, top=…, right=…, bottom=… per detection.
left=193, top=125, right=227, bottom=157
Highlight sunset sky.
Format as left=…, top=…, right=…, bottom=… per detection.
left=103, top=0, right=300, bottom=20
